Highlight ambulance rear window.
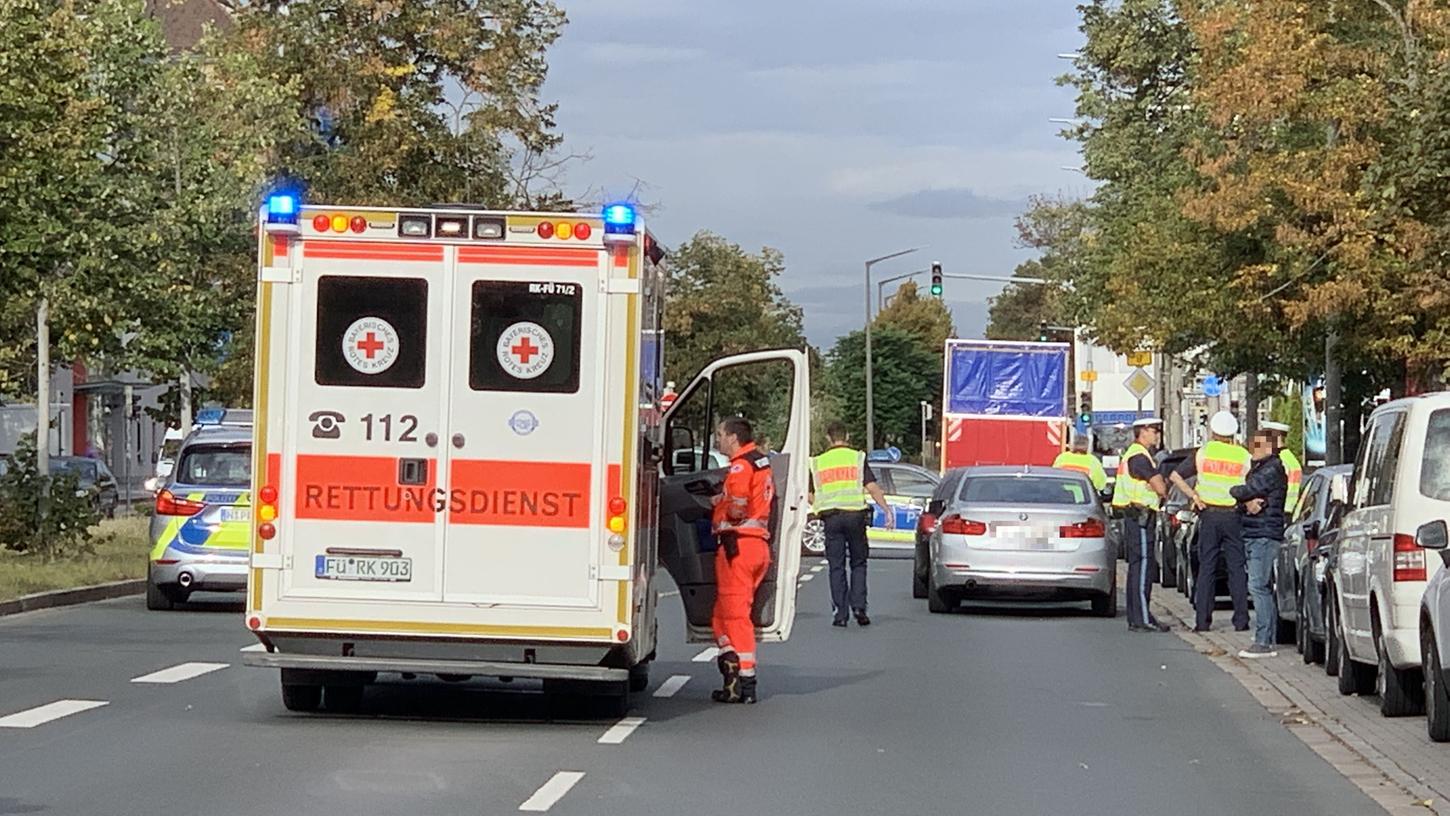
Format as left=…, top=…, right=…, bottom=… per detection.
left=469, top=280, right=582, bottom=393
left=314, top=276, right=428, bottom=389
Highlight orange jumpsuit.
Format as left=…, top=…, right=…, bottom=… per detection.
left=711, top=442, right=773, bottom=677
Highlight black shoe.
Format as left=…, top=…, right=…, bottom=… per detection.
left=712, top=653, right=743, bottom=703
left=1129, top=624, right=1155, bottom=633
left=1192, top=626, right=1211, bottom=633
left=853, top=610, right=871, bottom=627
left=832, top=617, right=849, bottom=628
left=1152, top=622, right=1171, bottom=632
left=712, top=675, right=756, bottom=704
left=1234, top=626, right=1249, bottom=633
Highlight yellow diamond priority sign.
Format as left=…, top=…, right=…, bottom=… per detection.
left=1124, top=368, right=1155, bottom=401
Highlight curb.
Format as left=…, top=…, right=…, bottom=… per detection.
left=0, top=579, right=145, bottom=617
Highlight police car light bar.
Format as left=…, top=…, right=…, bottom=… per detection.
left=602, top=202, right=637, bottom=246
left=264, top=193, right=301, bottom=234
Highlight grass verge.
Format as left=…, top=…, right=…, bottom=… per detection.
left=0, top=517, right=150, bottom=602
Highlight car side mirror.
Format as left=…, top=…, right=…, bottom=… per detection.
left=927, top=499, right=945, bottom=516
left=667, top=426, right=696, bottom=475
left=1417, top=520, right=1449, bottom=551
left=1306, top=520, right=1321, bottom=540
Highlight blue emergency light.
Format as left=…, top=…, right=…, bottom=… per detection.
left=602, top=202, right=637, bottom=246
left=195, top=408, right=226, bottom=426
left=264, top=190, right=302, bottom=233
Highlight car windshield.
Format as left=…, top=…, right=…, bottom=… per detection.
left=52, top=459, right=98, bottom=484
left=959, top=475, right=1091, bottom=505
left=177, top=446, right=251, bottom=487
left=1421, top=408, right=1450, bottom=501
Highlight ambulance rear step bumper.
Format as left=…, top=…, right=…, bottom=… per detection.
left=241, top=651, right=628, bottom=682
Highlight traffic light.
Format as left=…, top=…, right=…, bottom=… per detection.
left=930, top=262, right=943, bottom=298
left=1039, top=321, right=1049, bottom=342
left=1079, top=392, right=1093, bottom=426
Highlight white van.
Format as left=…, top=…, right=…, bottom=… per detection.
left=1330, top=393, right=1450, bottom=716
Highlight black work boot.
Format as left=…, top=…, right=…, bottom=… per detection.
left=712, top=652, right=742, bottom=703
left=739, top=675, right=757, bottom=704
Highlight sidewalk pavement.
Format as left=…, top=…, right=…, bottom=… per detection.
left=1146, top=571, right=1446, bottom=815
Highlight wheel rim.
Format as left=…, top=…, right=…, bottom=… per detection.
left=1426, top=633, right=1438, bottom=719
left=1377, top=639, right=1387, bottom=697
left=802, top=520, right=825, bottom=554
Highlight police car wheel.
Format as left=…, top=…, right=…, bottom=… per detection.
left=145, top=579, right=174, bottom=611
left=801, top=519, right=826, bottom=556
left=280, top=682, right=322, bottom=712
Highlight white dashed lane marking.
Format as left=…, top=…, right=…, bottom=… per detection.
left=240, top=644, right=267, bottom=653
left=811, top=565, right=825, bottom=573
left=691, top=647, right=720, bottom=663
left=0, top=700, right=108, bottom=729
left=653, top=675, right=690, bottom=698
left=519, top=771, right=585, bottom=812
left=131, top=662, right=229, bottom=684
left=799, top=574, right=814, bottom=583
left=597, top=716, right=646, bottom=745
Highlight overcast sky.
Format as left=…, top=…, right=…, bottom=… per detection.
left=545, top=1, right=1092, bottom=347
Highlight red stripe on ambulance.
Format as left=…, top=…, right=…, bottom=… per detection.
left=457, top=247, right=598, bottom=267
left=448, top=460, right=591, bottom=528
left=294, top=454, right=437, bottom=523
left=303, top=241, right=445, bottom=262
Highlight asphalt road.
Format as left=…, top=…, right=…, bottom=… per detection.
left=0, top=559, right=1385, bottom=816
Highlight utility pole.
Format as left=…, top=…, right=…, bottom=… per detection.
left=1326, top=326, right=1343, bottom=465
left=179, top=370, right=192, bottom=433
left=1244, top=372, right=1259, bottom=440
left=864, top=247, right=921, bottom=449
left=36, top=298, right=49, bottom=479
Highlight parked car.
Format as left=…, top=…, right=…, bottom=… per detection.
left=801, top=461, right=940, bottom=556
left=1154, top=448, right=1195, bottom=588
left=923, top=466, right=1115, bottom=616
left=1329, top=393, right=1450, bottom=717
left=52, top=456, right=120, bottom=518
left=914, top=468, right=968, bottom=598
left=1417, top=518, right=1450, bottom=740
left=1276, top=464, right=1352, bottom=655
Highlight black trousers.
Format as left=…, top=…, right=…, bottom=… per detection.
left=823, top=510, right=869, bottom=617
left=1124, top=510, right=1159, bottom=627
left=1194, top=508, right=1249, bottom=631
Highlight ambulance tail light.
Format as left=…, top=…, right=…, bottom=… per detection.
left=156, top=489, right=205, bottom=517
left=258, top=485, right=280, bottom=541
left=607, top=496, right=628, bottom=537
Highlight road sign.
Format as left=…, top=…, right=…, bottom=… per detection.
left=1080, top=370, right=1098, bottom=382
left=1125, top=368, right=1155, bottom=401
left=1202, top=375, right=1223, bottom=397
left=1127, top=350, right=1153, bottom=368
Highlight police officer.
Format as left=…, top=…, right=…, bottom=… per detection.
left=1053, top=433, right=1108, bottom=492
left=1170, top=411, right=1252, bottom=632
left=710, top=417, right=773, bottom=704
left=1261, top=421, right=1303, bottom=514
left=809, top=422, right=893, bottom=628
left=1112, top=417, right=1171, bottom=632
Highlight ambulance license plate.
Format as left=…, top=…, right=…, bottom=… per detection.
left=219, top=507, right=251, bottom=524
left=315, top=555, right=412, bottom=582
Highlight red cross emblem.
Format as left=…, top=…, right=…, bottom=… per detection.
left=356, top=331, right=385, bottom=359
left=511, top=336, right=540, bottom=363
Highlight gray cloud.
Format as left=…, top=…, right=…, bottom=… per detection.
left=868, top=188, right=1027, bottom=220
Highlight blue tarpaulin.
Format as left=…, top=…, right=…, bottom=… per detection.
left=947, top=343, right=1068, bottom=418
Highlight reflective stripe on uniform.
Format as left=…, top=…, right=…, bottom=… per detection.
left=1111, top=443, right=1161, bottom=510
left=811, top=447, right=868, bottom=512
left=1280, top=448, right=1304, bottom=513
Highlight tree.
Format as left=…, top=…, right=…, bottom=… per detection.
left=825, top=328, right=938, bottom=455
left=985, top=197, right=1085, bottom=341
left=875, top=281, right=953, bottom=353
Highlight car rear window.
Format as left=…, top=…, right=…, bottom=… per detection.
left=469, top=280, right=582, bottom=393
left=959, top=476, right=1091, bottom=505
left=1421, top=408, right=1450, bottom=501
left=177, top=446, right=251, bottom=487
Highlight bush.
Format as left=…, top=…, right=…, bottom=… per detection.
left=0, top=434, right=100, bottom=559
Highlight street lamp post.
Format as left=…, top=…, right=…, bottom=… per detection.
left=877, top=268, right=928, bottom=311
left=864, top=247, right=921, bottom=450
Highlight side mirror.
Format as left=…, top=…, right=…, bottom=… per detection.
left=927, top=499, right=946, bottom=516
left=1417, top=520, right=1449, bottom=551
left=668, top=426, right=697, bottom=475
left=1306, top=519, right=1322, bottom=540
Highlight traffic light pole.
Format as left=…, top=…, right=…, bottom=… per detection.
left=876, top=269, right=927, bottom=311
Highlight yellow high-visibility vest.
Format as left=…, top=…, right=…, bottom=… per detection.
left=1196, top=440, right=1251, bottom=508
left=811, top=447, right=868, bottom=512
left=1053, top=450, right=1107, bottom=492
left=1111, top=443, right=1161, bottom=510
left=1280, top=448, right=1304, bottom=514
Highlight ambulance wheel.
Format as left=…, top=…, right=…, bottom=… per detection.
left=628, top=661, right=651, bottom=694
left=280, top=682, right=322, bottom=712
left=324, top=684, right=365, bottom=713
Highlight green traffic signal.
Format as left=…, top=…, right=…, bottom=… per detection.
left=930, top=283, right=943, bottom=297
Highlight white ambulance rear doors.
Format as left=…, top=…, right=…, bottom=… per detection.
left=658, top=350, right=811, bottom=643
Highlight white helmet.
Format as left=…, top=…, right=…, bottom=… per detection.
left=1209, top=410, right=1239, bottom=437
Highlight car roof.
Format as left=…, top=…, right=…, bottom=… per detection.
left=954, top=465, right=1089, bottom=479
left=1375, top=391, right=1450, bottom=416
left=181, top=426, right=252, bottom=448
left=877, top=462, right=938, bottom=476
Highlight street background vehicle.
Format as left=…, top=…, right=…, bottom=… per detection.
left=940, top=340, right=1070, bottom=470
left=147, top=424, right=253, bottom=610
left=1278, top=465, right=1353, bottom=653
left=924, top=466, right=1115, bottom=616
left=800, top=460, right=939, bottom=556
left=50, top=456, right=119, bottom=518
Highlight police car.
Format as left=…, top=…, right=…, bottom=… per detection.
left=146, top=410, right=253, bottom=610
left=800, top=458, right=940, bottom=555
left=241, top=198, right=810, bottom=712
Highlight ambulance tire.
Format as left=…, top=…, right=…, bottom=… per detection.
left=544, top=679, right=630, bottom=718
left=628, top=661, right=651, bottom=694
left=323, top=684, right=365, bottom=713
left=280, top=682, right=322, bottom=712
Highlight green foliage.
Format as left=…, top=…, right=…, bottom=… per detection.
left=875, top=281, right=954, bottom=353
left=0, top=436, right=99, bottom=559
left=826, top=327, right=939, bottom=455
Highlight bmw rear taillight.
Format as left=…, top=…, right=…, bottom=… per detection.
left=939, top=515, right=987, bottom=536
left=155, top=489, right=205, bottom=517
left=1394, top=533, right=1427, bottom=582
left=1060, top=519, right=1107, bottom=538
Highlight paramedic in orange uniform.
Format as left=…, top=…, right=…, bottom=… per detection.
left=710, top=416, right=773, bottom=704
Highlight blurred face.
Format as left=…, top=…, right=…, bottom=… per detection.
left=1250, top=434, right=1273, bottom=460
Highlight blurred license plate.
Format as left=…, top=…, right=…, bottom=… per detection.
left=219, top=507, right=251, bottom=523
left=315, top=555, right=412, bottom=582
left=995, top=525, right=1052, bottom=550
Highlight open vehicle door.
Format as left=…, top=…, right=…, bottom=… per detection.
left=658, top=349, right=810, bottom=643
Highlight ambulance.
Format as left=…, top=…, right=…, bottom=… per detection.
left=241, top=196, right=810, bottom=712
